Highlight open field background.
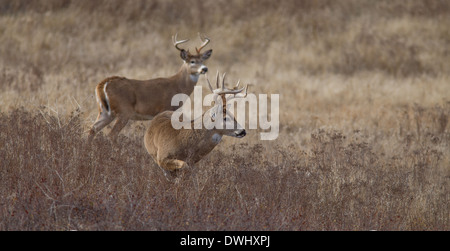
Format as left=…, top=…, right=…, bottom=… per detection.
left=0, top=0, right=449, bottom=230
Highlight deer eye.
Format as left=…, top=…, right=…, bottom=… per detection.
left=190, top=60, right=196, bottom=64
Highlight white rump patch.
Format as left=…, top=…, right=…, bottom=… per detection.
left=103, top=82, right=111, bottom=115
left=95, top=88, right=102, bottom=109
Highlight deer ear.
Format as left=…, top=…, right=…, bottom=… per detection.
left=180, top=49, right=189, bottom=61
left=201, top=49, right=212, bottom=60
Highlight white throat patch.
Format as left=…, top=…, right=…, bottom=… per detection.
left=190, top=74, right=200, bottom=83
left=212, top=133, right=222, bottom=143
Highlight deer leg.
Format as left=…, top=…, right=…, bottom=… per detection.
left=158, top=158, right=188, bottom=172
left=88, top=113, right=115, bottom=142
left=159, top=159, right=191, bottom=184
left=108, top=116, right=129, bottom=141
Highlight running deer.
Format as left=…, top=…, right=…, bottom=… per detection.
left=144, top=72, right=248, bottom=173
left=88, top=33, right=212, bottom=141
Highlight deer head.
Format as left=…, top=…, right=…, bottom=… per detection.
left=173, top=33, right=212, bottom=75
left=205, top=71, right=248, bottom=138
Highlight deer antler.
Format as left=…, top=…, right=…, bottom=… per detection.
left=196, top=33, right=211, bottom=54
left=206, top=71, right=248, bottom=96
left=172, top=33, right=189, bottom=51
left=206, top=71, right=221, bottom=92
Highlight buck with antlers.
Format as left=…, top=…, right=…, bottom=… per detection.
left=144, top=72, right=248, bottom=174
left=88, top=33, right=212, bottom=141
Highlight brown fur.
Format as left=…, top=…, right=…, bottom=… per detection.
left=144, top=76, right=247, bottom=173
left=144, top=110, right=244, bottom=172
left=95, top=76, right=125, bottom=113
left=88, top=47, right=212, bottom=142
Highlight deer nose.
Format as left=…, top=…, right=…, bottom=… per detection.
left=236, top=130, right=246, bottom=138
left=200, top=67, right=208, bottom=74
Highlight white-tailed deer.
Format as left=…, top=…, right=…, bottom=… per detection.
left=88, top=33, right=212, bottom=141
left=144, top=72, right=248, bottom=174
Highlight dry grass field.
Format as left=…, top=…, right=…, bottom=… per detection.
left=0, top=0, right=449, bottom=230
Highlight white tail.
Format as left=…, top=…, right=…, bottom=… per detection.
left=89, top=33, right=212, bottom=141
left=144, top=72, right=248, bottom=173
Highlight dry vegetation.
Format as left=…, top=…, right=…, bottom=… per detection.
left=0, top=0, right=449, bottom=230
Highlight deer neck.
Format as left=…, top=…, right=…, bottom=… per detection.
left=190, top=113, right=223, bottom=144
left=173, top=63, right=199, bottom=92
left=190, top=128, right=222, bottom=149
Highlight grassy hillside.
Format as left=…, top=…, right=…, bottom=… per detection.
left=0, top=0, right=448, bottom=230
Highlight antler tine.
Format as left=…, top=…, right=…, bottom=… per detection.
left=216, top=85, right=248, bottom=95
left=221, top=73, right=226, bottom=91
left=235, top=79, right=241, bottom=89
left=215, top=70, right=220, bottom=89
left=206, top=73, right=214, bottom=93
left=195, top=32, right=211, bottom=54
left=172, top=33, right=189, bottom=51
left=215, top=79, right=248, bottom=96
left=207, top=71, right=249, bottom=97
left=240, top=84, right=249, bottom=98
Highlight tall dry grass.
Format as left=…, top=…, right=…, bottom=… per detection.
left=0, top=107, right=447, bottom=230
left=0, top=0, right=449, bottom=230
